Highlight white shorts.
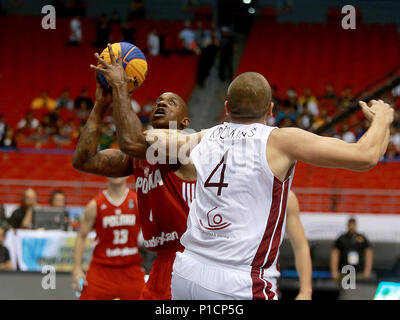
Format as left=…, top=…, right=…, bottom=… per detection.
left=171, top=250, right=278, bottom=300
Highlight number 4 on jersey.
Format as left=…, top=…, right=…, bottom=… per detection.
left=204, top=151, right=229, bottom=196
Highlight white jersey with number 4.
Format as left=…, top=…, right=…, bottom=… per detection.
left=173, top=122, right=295, bottom=300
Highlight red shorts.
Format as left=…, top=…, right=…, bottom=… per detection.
left=80, top=262, right=145, bottom=300
left=140, top=251, right=177, bottom=300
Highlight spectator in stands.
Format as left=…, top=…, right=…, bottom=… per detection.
left=49, top=190, right=66, bottom=208
left=195, top=20, right=212, bottom=51
left=385, top=142, right=400, bottom=160
left=94, top=13, right=110, bottom=48
left=31, top=91, right=56, bottom=112
left=0, top=226, right=12, bottom=271
left=68, top=15, right=82, bottom=46
left=122, top=21, right=136, bottom=44
left=298, top=88, right=319, bottom=117
left=179, top=21, right=199, bottom=54
left=389, top=125, right=400, bottom=153
left=196, top=31, right=219, bottom=87
left=75, top=88, right=94, bottom=110
left=76, top=101, right=90, bottom=123
left=53, top=120, right=73, bottom=148
left=56, top=89, right=74, bottom=111
left=0, top=115, right=8, bottom=140
left=218, top=26, right=235, bottom=81
left=322, top=83, right=338, bottom=100
left=27, top=125, right=49, bottom=149
left=130, top=98, right=141, bottom=114
left=0, top=127, right=16, bottom=149
left=8, top=188, right=39, bottom=229
left=341, top=124, right=356, bottom=143
left=147, top=28, right=160, bottom=57
left=127, top=0, right=146, bottom=20
left=339, top=86, right=353, bottom=108
left=330, top=218, right=373, bottom=281
left=17, top=112, right=40, bottom=135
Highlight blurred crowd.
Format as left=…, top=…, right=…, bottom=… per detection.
left=1, top=83, right=400, bottom=160
left=266, top=84, right=400, bottom=160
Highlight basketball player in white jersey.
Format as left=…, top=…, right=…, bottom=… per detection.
left=147, top=72, right=393, bottom=300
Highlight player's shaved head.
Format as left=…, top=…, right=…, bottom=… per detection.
left=227, top=72, right=272, bottom=120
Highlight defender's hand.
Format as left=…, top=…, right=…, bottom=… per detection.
left=359, top=99, right=394, bottom=124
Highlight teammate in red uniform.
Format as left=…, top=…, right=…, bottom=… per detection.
left=72, top=177, right=145, bottom=300
left=73, top=45, right=195, bottom=299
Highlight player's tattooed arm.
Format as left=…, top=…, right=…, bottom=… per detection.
left=90, top=44, right=148, bottom=159
left=73, top=78, right=133, bottom=177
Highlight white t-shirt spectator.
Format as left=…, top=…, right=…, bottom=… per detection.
left=147, top=33, right=160, bottom=56
left=342, top=130, right=356, bottom=143
left=70, top=18, right=82, bottom=42
left=179, top=28, right=196, bottom=51
left=131, top=99, right=141, bottom=113
left=390, top=131, right=400, bottom=151
left=17, top=118, right=40, bottom=130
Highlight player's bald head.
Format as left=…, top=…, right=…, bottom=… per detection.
left=227, top=72, right=272, bottom=120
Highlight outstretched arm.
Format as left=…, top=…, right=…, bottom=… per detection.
left=268, top=100, right=394, bottom=180
left=90, top=44, right=148, bottom=159
left=72, top=79, right=133, bottom=177
left=286, top=191, right=312, bottom=300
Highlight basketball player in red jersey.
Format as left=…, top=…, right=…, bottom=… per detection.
left=72, top=176, right=145, bottom=300
left=73, top=44, right=195, bottom=300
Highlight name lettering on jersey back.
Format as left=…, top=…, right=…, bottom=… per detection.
left=210, top=126, right=257, bottom=140
left=143, top=231, right=179, bottom=248
left=136, top=169, right=164, bottom=194
left=106, top=247, right=138, bottom=257
left=102, top=215, right=136, bottom=228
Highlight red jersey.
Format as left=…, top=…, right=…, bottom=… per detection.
left=91, top=189, right=142, bottom=267
left=133, top=160, right=196, bottom=253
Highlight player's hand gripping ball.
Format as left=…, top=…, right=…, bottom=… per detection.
left=97, top=42, right=148, bottom=93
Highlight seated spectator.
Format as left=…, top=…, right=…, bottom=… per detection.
left=49, top=190, right=66, bottom=208
left=298, top=88, right=319, bottom=117
left=0, top=114, right=8, bottom=139
left=76, top=100, right=90, bottom=123
left=341, top=124, right=356, bottom=143
left=178, top=21, right=199, bottom=54
left=17, top=112, right=40, bottom=136
left=389, top=125, right=400, bottom=153
left=53, top=120, right=73, bottom=148
left=74, top=88, right=94, bottom=110
left=385, top=142, right=400, bottom=160
left=31, top=91, right=56, bottom=112
left=339, top=86, right=353, bottom=108
left=0, top=127, right=17, bottom=149
left=99, top=121, right=116, bottom=150
left=330, top=217, right=373, bottom=281
left=68, top=15, right=82, bottom=46
left=147, top=28, right=160, bottom=57
left=56, top=89, right=74, bottom=111
left=27, top=125, right=49, bottom=149
left=0, top=226, right=12, bottom=271
left=41, top=114, right=57, bottom=136
left=131, top=98, right=141, bottom=114
left=322, top=83, right=338, bottom=100
left=8, top=188, right=39, bottom=229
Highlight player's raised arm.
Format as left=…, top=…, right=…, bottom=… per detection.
left=72, top=77, right=134, bottom=177
left=91, top=44, right=148, bottom=159
left=268, top=100, right=394, bottom=178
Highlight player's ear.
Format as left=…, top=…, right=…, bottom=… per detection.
left=180, top=117, right=190, bottom=129
left=267, top=101, right=274, bottom=117
left=224, top=100, right=231, bottom=116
